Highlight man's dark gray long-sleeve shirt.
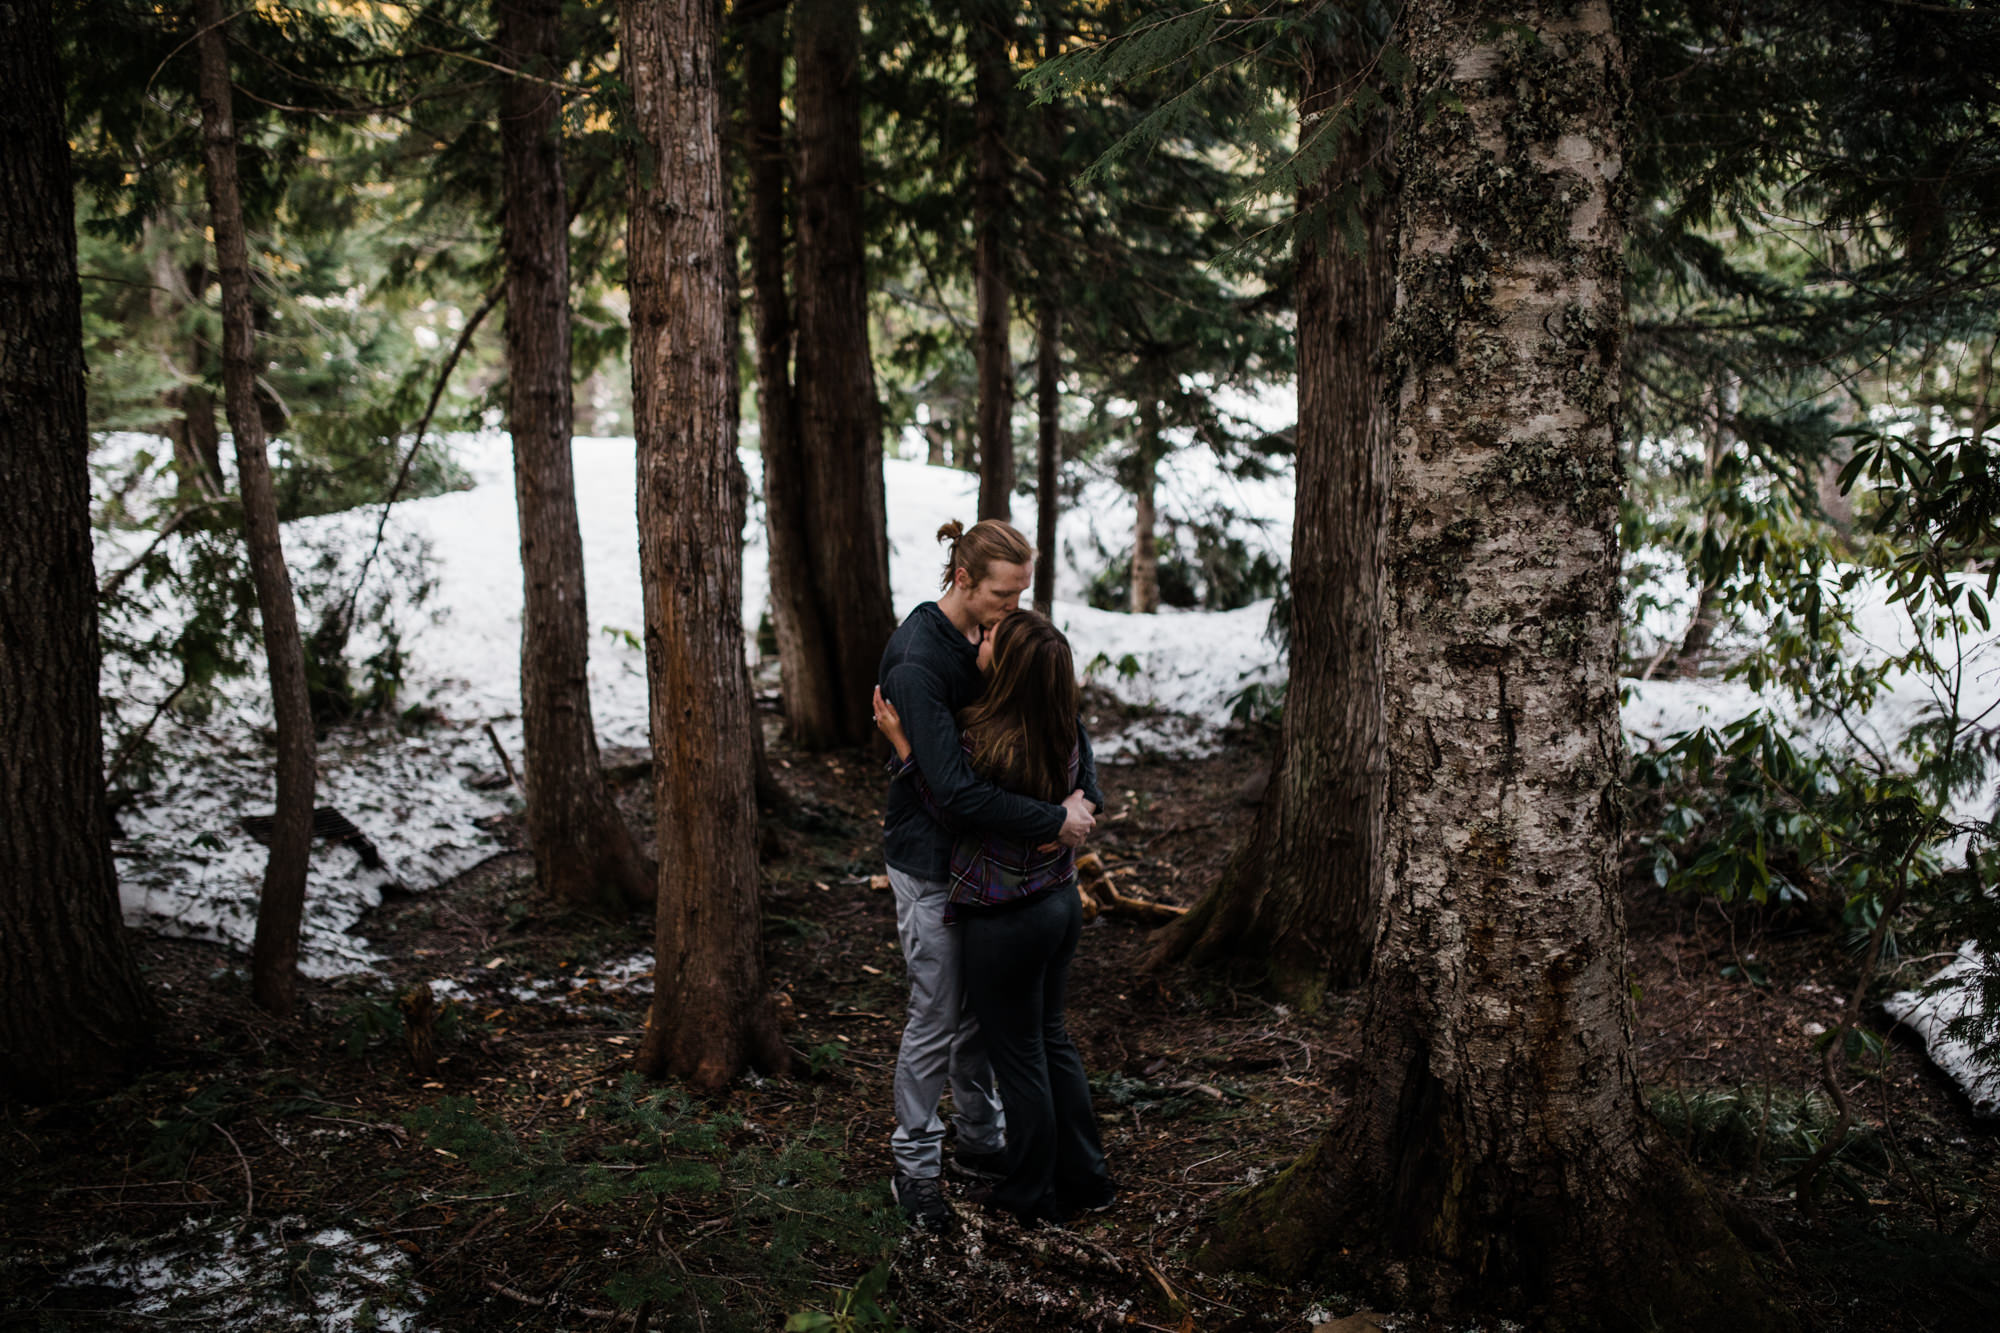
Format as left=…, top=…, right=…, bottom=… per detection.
left=878, top=602, right=1103, bottom=881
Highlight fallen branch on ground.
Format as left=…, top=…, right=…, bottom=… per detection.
left=1076, top=853, right=1185, bottom=922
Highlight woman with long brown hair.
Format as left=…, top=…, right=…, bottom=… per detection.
left=873, top=609, right=1115, bottom=1224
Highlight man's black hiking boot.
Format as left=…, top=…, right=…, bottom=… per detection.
left=891, top=1172, right=951, bottom=1231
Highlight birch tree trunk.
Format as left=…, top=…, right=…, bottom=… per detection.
left=195, top=0, right=316, bottom=1016
left=623, top=0, right=789, bottom=1092
left=0, top=0, right=158, bottom=1097
left=1147, top=29, right=1392, bottom=998
left=1205, top=6, right=1782, bottom=1324
left=788, top=0, right=896, bottom=749
left=972, top=0, right=1014, bottom=523
left=498, top=0, right=652, bottom=914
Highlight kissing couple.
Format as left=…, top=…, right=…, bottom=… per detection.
left=873, top=517, right=1118, bottom=1230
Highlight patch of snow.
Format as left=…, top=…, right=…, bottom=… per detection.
left=1884, top=943, right=2000, bottom=1119
left=459, top=952, right=654, bottom=1014
left=55, top=1217, right=428, bottom=1332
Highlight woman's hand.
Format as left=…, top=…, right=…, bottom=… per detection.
left=872, top=685, right=913, bottom=761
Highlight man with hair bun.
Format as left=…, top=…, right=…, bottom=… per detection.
left=876, top=517, right=1100, bottom=1230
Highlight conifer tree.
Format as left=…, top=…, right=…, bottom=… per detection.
left=623, top=0, right=789, bottom=1090
left=1148, top=5, right=1395, bottom=997
left=194, top=0, right=317, bottom=1016
left=779, top=0, right=897, bottom=749
left=742, top=0, right=839, bottom=752
left=971, top=0, right=1016, bottom=523
left=497, top=0, right=652, bottom=914
left=1025, top=1, right=1292, bottom=616
left=0, top=0, right=158, bottom=1098
left=1029, top=3, right=1069, bottom=617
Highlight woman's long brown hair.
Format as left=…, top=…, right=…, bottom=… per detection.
left=958, top=610, right=1079, bottom=805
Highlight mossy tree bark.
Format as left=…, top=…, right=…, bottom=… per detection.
left=1204, top=6, right=1785, bottom=1326
left=0, top=0, right=159, bottom=1098
left=1146, top=25, right=1394, bottom=1000
left=195, top=0, right=316, bottom=1016
left=972, top=0, right=1014, bottom=524
left=623, top=0, right=789, bottom=1092
left=498, top=0, right=653, bottom=915
left=783, top=0, right=896, bottom=749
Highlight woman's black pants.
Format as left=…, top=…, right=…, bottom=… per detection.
left=960, top=886, right=1110, bottom=1222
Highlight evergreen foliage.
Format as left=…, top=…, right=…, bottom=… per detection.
left=1621, top=0, right=2000, bottom=1106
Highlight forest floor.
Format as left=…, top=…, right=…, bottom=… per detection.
left=4, top=705, right=1999, bottom=1333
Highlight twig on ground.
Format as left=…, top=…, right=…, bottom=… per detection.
left=1143, top=1260, right=1182, bottom=1311
left=213, top=1122, right=254, bottom=1222
left=1061, top=1228, right=1129, bottom=1276
left=484, top=722, right=522, bottom=792
left=482, top=1277, right=620, bottom=1320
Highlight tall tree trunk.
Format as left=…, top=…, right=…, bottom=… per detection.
left=1031, top=14, right=1062, bottom=620
left=1146, top=30, right=1393, bottom=999
left=498, top=0, right=652, bottom=914
left=719, top=47, right=789, bottom=820
left=1204, top=6, right=1779, bottom=1324
left=623, top=0, right=789, bottom=1092
left=1033, top=294, right=1060, bottom=618
left=195, top=0, right=315, bottom=1017
left=0, top=0, right=158, bottom=1099
left=744, top=2, right=839, bottom=748
left=1128, top=391, right=1161, bottom=614
left=790, top=0, right=896, bottom=748
left=972, top=0, right=1014, bottom=523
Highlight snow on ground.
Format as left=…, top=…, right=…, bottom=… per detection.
left=1884, top=943, right=2000, bottom=1119
left=427, top=951, right=657, bottom=1017
left=97, top=431, right=1289, bottom=975
left=1619, top=553, right=2000, bottom=1117
left=93, top=423, right=1998, bottom=1112
left=54, top=1217, right=427, bottom=1332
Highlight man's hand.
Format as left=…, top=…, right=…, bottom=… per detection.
left=1055, top=788, right=1096, bottom=849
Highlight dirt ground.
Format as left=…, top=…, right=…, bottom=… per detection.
left=3, top=711, right=1997, bottom=1332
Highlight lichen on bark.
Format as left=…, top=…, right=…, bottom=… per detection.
left=1196, top=5, right=1791, bottom=1327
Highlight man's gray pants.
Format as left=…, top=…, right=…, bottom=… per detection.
left=888, top=866, right=1005, bottom=1178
